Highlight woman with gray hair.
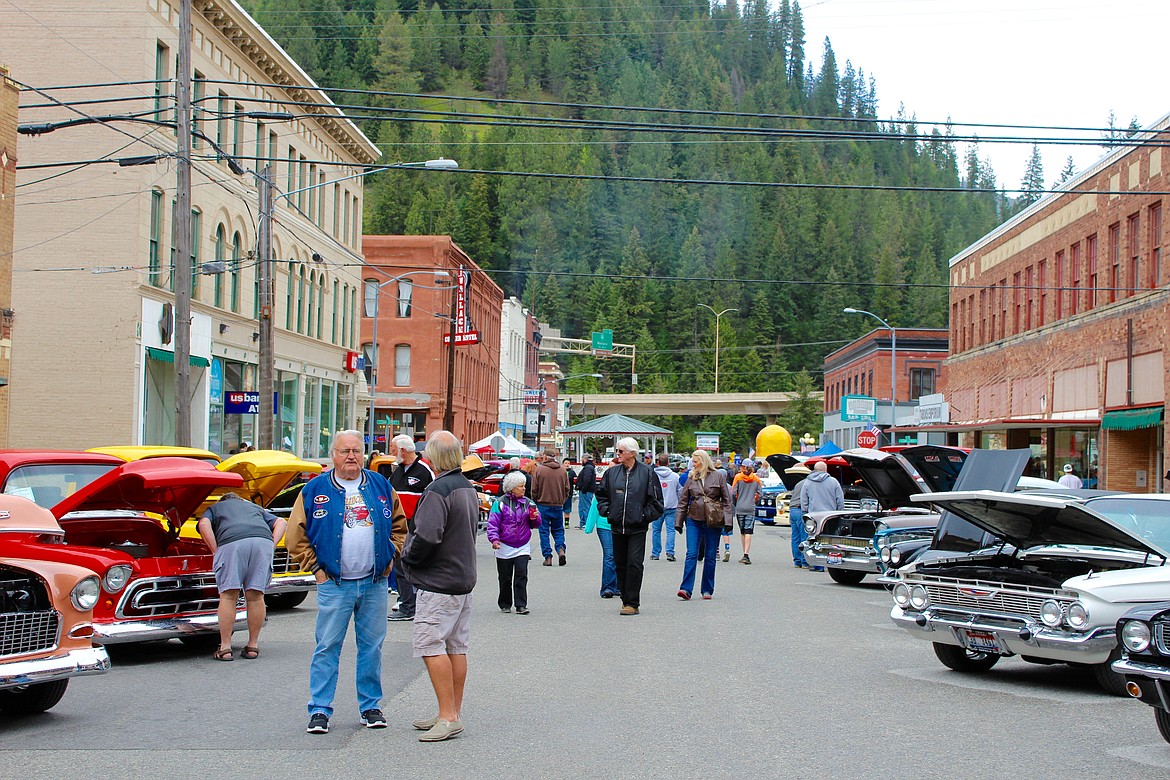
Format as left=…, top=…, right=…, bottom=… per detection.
left=485, top=471, right=541, bottom=613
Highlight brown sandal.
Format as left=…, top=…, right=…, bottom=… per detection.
left=241, top=646, right=259, bottom=659
left=213, top=647, right=233, bottom=661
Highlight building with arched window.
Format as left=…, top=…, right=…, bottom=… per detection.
left=1, top=1, right=379, bottom=455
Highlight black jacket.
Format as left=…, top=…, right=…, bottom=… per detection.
left=576, top=462, right=597, bottom=493
left=597, top=460, right=664, bottom=534
left=401, top=469, right=479, bottom=595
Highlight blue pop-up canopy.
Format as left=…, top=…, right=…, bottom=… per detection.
left=809, top=440, right=843, bottom=458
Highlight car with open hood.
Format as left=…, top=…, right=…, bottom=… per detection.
left=0, top=452, right=247, bottom=645
left=799, top=446, right=971, bottom=585
left=0, top=494, right=111, bottom=715
left=890, top=489, right=1170, bottom=694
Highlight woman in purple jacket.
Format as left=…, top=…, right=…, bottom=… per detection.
left=486, top=471, right=542, bottom=614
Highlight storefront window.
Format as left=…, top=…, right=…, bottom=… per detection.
left=302, top=377, right=320, bottom=458
left=316, top=381, right=334, bottom=459
left=280, top=372, right=299, bottom=453
left=1055, top=428, right=1099, bottom=489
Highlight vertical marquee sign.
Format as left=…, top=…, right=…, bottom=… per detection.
left=443, top=267, right=481, bottom=346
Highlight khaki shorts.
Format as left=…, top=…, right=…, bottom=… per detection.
left=412, top=589, right=473, bottom=657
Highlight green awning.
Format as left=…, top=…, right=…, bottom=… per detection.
left=146, top=346, right=211, bottom=368
left=1101, top=406, right=1164, bottom=431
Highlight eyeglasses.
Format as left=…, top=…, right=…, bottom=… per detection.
left=614, top=448, right=627, bottom=454
left=334, top=448, right=363, bottom=456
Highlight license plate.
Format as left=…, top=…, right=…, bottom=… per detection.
left=959, top=629, right=1003, bottom=655
left=826, top=553, right=843, bottom=566
left=756, top=508, right=770, bottom=518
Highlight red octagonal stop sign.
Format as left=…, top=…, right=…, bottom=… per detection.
left=857, top=430, right=879, bottom=448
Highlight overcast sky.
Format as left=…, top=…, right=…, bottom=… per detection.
left=800, top=0, right=1168, bottom=190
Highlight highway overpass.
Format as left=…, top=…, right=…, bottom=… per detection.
left=562, top=391, right=821, bottom=421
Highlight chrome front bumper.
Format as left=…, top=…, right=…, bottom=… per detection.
left=1114, top=657, right=1170, bottom=682
left=0, top=646, right=111, bottom=689
left=890, top=605, right=1117, bottom=663
left=803, top=544, right=880, bottom=573
left=93, top=610, right=247, bottom=645
left=266, top=572, right=317, bottom=594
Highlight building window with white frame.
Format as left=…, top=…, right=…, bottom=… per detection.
left=396, top=280, right=412, bottom=317
left=395, top=344, right=410, bottom=387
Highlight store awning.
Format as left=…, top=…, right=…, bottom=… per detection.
left=146, top=347, right=211, bottom=368
left=1101, top=406, right=1164, bottom=431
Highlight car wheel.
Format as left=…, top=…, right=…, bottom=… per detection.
left=932, top=642, right=1000, bottom=673
left=0, top=680, right=68, bottom=715
left=827, top=568, right=866, bottom=585
left=1092, top=648, right=1128, bottom=697
left=1155, top=708, right=1170, bottom=744
left=178, top=633, right=221, bottom=649
left=264, top=591, right=308, bottom=610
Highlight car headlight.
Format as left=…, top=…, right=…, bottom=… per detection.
left=890, top=547, right=903, bottom=565
left=1039, top=599, right=1064, bottom=627
left=892, top=582, right=910, bottom=607
left=1067, top=601, right=1089, bottom=629
left=908, top=584, right=929, bottom=610
left=1121, top=620, right=1152, bottom=653
left=874, top=521, right=889, bottom=534
left=804, top=518, right=815, bottom=535
left=103, top=564, right=132, bottom=593
left=71, top=576, right=100, bottom=611
left=880, top=546, right=892, bottom=564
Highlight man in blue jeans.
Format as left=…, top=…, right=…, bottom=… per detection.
left=650, top=453, right=681, bottom=561
left=530, top=447, right=570, bottom=566
left=287, top=430, right=407, bottom=735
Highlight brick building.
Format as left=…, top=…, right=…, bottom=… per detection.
left=360, top=235, right=503, bottom=448
left=822, top=328, right=949, bottom=448
left=2, top=1, right=377, bottom=455
left=938, top=115, right=1170, bottom=489
left=0, top=66, right=16, bottom=447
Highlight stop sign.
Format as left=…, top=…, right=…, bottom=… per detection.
left=857, top=430, right=879, bottom=448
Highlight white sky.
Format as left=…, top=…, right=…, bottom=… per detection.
left=800, top=0, right=1169, bottom=190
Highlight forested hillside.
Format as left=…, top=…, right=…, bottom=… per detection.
left=243, top=0, right=1007, bottom=448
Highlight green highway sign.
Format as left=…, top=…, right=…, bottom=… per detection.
left=591, top=329, right=613, bottom=354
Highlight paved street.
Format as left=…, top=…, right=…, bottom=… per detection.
left=3, top=524, right=1169, bottom=777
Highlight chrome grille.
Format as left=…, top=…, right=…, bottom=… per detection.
left=271, top=547, right=305, bottom=575
left=916, top=576, right=1064, bottom=620
left=1155, top=622, right=1170, bottom=655
left=817, top=536, right=871, bottom=550
left=117, top=575, right=221, bottom=618
left=0, top=610, right=60, bottom=658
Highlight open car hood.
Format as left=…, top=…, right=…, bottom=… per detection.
left=837, top=445, right=970, bottom=508
left=88, top=445, right=221, bottom=463
left=910, top=490, right=1168, bottom=558
left=51, top=457, right=244, bottom=527
left=462, top=454, right=504, bottom=484
left=211, top=450, right=322, bottom=509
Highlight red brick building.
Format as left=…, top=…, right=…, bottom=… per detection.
left=822, top=329, right=949, bottom=448
left=361, top=235, right=503, bottom=448
left=939, top=117, right=1170, bottom=489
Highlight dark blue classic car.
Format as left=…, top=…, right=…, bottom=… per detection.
left=1113, top=602, right=1170, bottom=743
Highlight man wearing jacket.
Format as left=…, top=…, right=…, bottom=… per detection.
left=287, top=430, right=407, bottom=735
left=575, top=454, right=597, bottom=529
left=650, top=453, right=681, bottom=562
left=402, top=430, right=480, bottom=742
left=387, top=434, right=436, bottom=622
left=531, top=447, right=570, bottom=566
left=597, top=437, right=664, bottom=616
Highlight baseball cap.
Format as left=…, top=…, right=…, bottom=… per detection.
left=1063, top=464, right=1074, bottom=473
left=741, top=459, right=755, bottom=468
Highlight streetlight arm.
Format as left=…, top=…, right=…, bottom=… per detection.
left=844, top=306, right=897, bottom=439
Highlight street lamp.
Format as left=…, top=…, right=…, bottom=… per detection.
left=697, top=304, right=738, bottom=394
left=367, top=270, right=452, bottom=450
left=843, top=307, right=897, bottom=442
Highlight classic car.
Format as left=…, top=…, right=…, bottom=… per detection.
left=0, top=495, right=111, bottom=715
left=800, top=446, right=972, bottom=585
left=890, top=490, right=1170, bottom=694
left=0, top=452, right=247, bottom=645
left=1113, top=601, right=1170, bottom=742
left=89, top=447, right=322, bottom=610
left=756, top=454, right=800, bottom=526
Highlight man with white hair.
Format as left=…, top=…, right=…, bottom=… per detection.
left=597, top=437, right=664, bottom=616
left=388, top=433, right=435, bottom=622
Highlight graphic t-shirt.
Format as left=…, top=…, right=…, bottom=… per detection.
left=336, top=475, right=374, bottom=579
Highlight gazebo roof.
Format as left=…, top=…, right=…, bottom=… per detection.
left=559, top=413, right=672, bottom=436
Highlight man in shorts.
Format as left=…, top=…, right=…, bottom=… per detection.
left=401, top=430, right=480, bottom=742
left=196, top=492, right=286, bottom=661
left=730, top=460, right=761, bottom=565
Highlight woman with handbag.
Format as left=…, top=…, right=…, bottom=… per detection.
left=675, top=449, right=733, bottom=600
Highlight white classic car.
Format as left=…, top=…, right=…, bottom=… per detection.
left=890, top=490, right=1170, bottom=695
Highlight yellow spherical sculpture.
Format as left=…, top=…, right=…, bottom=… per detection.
left=754, top=425, right=792, bottom=459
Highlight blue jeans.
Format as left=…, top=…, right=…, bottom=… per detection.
left=308, top=574, right=389, bottom=717
left=577, top=491, right=594, bottom=528
left=790, top=508, right=807, bottom=566
left=650, top=508, right=677, bottom=557
left=538, top=504, right=566, bottom=559
left=680, top=519, right=721, bottom=596
left=596, top=526, right=620, bottom=597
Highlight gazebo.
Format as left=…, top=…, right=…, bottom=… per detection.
left=557, top=413, right=673, bottom=461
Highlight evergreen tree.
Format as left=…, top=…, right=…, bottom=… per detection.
left=1056, top=155, right=1077, bottom=186
left=1018, top=143, right=1045, bottom=208
left=779, top=370, right=823, bottom=439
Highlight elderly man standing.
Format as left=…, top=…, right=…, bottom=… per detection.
left=800, top=461, right=843, bottom=573
left=286, top=430, right=406, bottom=735
left=597, top=437, right=664, bottom=616
left=388, top=434, right=436, bottom=622
left=402, top=431, right=480, bottom=742
left=531, top=447, right=570, bottom=567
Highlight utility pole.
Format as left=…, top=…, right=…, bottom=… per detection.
left=173, top=0, right=193, bottom=446
left=443, top=265, right=460, bottom=432
left=256, top=166, right=274, bottom=449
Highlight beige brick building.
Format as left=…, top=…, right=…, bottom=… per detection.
left=0, top=66, right=17, bottom=447
left=1, top=1, right=379, bottom=456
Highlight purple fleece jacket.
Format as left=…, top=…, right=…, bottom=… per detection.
left=486, top=493, right=541, bottom=548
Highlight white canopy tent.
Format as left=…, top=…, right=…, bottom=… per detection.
left=468, top=432, right=537, bottom=457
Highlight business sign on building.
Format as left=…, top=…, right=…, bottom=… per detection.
left=694, top=431, right=720, bottom=451
left=225, top=391, right=278, bottom=415
left=841, top=395, right=878, bottom=423
left=525, top=406, right=543, bottom=434
left=442, top=267, right=480, bottom=346
left=914, top=393, right=950, bottom=425
left=523, top=388, right=545, bottom=406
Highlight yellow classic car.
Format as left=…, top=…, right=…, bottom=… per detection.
left=86, top=446, right=322, bottom=609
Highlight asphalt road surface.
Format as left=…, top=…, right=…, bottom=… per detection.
left=3, top=523, right=1169, bottom=778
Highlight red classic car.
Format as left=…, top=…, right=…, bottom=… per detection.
left=0, top=452, right=246, bottom=645
left=1, top=495, right=111, bottom=714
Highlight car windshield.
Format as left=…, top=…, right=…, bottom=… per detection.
left=3, top=463, right=118, bottom=508
left=1083, top=497, right=1170, bottom=551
